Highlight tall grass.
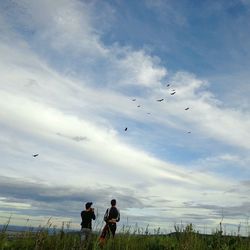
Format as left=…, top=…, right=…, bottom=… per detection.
left=1, top=221, right=250, bottom=250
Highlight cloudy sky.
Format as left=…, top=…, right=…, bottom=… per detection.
left=0, top=0, right=250, bottom=235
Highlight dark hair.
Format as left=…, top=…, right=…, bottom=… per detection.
left=111, top=199, right=116, bottom=206
left=85, top=202, right=92, bottom=209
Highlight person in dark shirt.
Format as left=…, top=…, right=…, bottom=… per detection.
left=80, top=202, right=96, bottom=243
left=104, top=199, right=120, bottom=237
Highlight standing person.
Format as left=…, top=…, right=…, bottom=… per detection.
left=99, top=199, right=120, bottom=248
left=104, top=199, right=120, bottom=237
left=80, top=202, right=96, bottom=244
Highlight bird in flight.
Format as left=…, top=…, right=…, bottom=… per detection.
left=170, top=92, right=176, bottom=95
left=33, top=154, right=39, bottom=157
left=187, top=131, right=191, bottom=134
left=166, top=84, right=170, bottom=87
left=156, top=99, right=164, bottom=102
left=137, top=105, right=141, bottom=107
left=132, top=99, right=136, bottom=101
left=125, top=127, right=128, bottom=131
left=185, top=107, right=190, bottom=110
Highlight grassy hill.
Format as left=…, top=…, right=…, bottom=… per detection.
left=1, top=223, right=250, bottom=249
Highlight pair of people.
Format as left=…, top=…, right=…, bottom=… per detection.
left=80, top=199, right=120, bottom=244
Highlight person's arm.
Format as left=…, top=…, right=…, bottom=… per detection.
left=92, top=211, right=96, bottom=220
left=104, top=209, right=109, bottom=222
left=116, top=209, right=120, bottom=222
left=80, top=211, right=84, bottom=226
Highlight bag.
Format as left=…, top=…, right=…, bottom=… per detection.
left=98, top=224, right=109, bottom=247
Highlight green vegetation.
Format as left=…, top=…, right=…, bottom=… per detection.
left=1, top=223, right=250, bottom=250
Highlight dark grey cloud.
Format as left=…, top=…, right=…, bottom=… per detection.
left=72, top=136, right=88, bottom=142
left=0, top=176, right=195, bottom=230
left=223, top=181, right=250, bottom=198
left=1, top=175, right=248, bottom=233
left=56, top=133, right=89, bottom=142
left=0, top=176, right=145, bottom=219
left=181, top=213, right=216, bottom=224
left=241, top=180, right=250, bottom=187
left=25, top=79, right=38, bottom=87
left=181, top=201, right=250, bottom=219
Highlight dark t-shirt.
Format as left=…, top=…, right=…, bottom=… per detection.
left=81, top=210, right=96, bottom=229
left=104, top=207, right=120, bottom=222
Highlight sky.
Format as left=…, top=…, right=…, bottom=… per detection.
left=0, top=0, right=250, bottom=235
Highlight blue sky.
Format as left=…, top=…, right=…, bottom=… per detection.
left=0, top=0, right=250, bottom=234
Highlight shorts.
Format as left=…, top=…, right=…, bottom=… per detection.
left=81, top=228, right=92, bottom=242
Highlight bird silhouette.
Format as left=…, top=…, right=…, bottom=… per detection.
left=137, top=105, right=141, bottom=107
left=157, top=99, right=164, bottom=102
left=33, top=154, right=39, bottom=157
left=125, top=127, right=128, bottom=131
left=187, top=131, right=191, bottom=134
left=166, top=84, right=170, bottom=87
left=170, top=92, right=176, bottom=95
left=132, top=99, right=136, bottom=101
left=185, top=107, right=190, bottom=110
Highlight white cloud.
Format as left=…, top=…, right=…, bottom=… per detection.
left=1, top=0, right=167, bottom=89
left=142, top=71, right=250, bottom=150
left=117, top=49, right=167, bottom=87
left=0, top=88, right=223, bottom=189
left=6, top=0, right=107, bottom=56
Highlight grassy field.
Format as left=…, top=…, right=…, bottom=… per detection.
left=1, top=223, right=250, bottom=250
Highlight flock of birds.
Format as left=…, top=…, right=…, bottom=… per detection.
left=124, top=83, right=191, bottom=133
left=32, top=84, right=191, bottom=158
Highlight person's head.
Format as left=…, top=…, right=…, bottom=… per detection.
left=85, top=202, right=93, bottom=210
left=111, top=199, right=116, bottom=206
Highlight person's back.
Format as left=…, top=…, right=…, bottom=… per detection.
left=104, top=206, right=120, bottom=223
left=81, top=209, right=95, bottom=229
left=104, top=199, right=120, bottom=237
